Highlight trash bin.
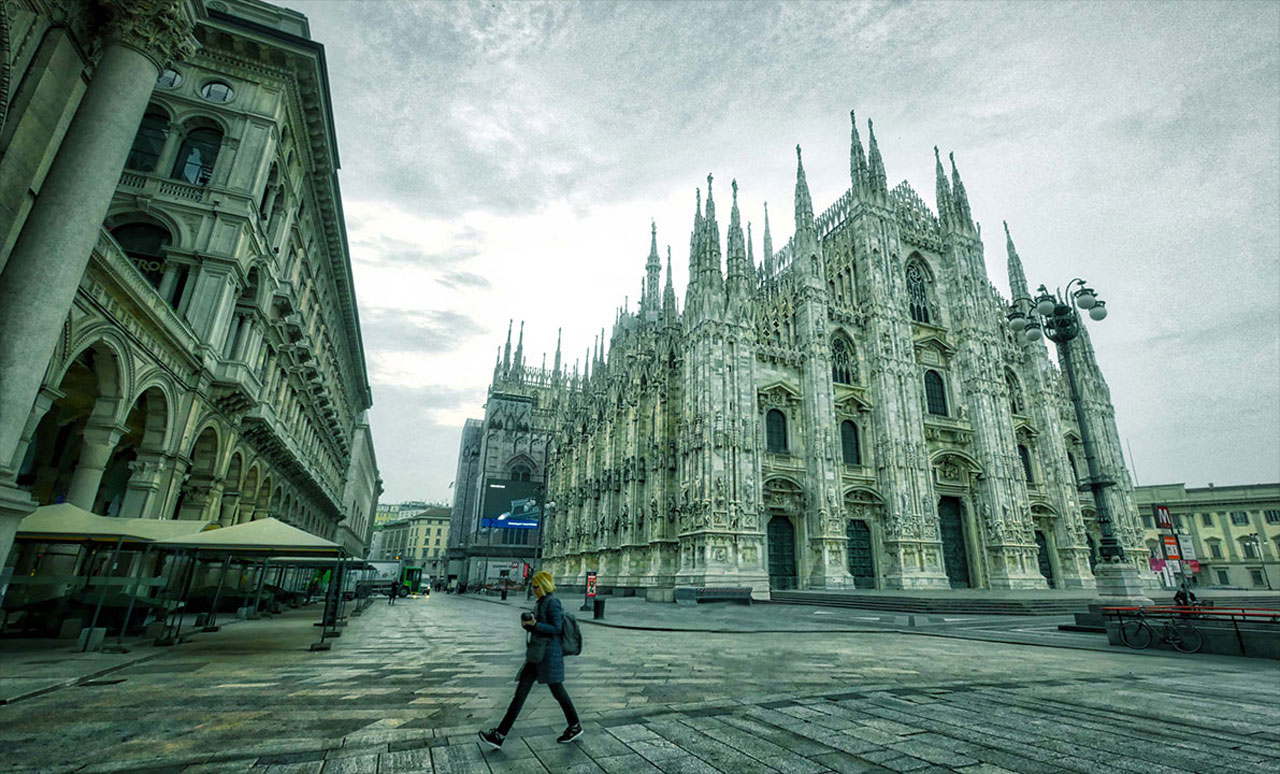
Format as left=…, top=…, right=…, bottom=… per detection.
left=593, top=598, right=605, bottom=619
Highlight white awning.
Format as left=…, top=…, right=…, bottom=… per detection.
left=16, top=503, right=216, bottom=544
left=151, top=517, right=340, bottom=556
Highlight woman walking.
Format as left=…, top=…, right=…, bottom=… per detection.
left=479, top=571, right=582, bottom=748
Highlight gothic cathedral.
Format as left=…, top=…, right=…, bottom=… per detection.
left=483, top=111, right=1149, bottom=597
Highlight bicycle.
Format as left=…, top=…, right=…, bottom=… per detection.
left=1118, top=609, right=1204, bottom=653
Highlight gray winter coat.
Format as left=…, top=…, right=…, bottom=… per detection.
left=529, top=593, right=565, bottom=684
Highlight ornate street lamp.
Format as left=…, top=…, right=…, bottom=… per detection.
left=1007, top=279, right=1145, bottom=598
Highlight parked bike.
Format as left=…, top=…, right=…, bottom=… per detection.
left=1119, top=609, right=1204, bottom=653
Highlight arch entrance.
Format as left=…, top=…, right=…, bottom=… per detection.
left=937, top=496, right=971, bottom=588
left=766, top=516, right=797, bottom=591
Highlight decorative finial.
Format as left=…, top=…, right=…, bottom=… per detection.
left=796, top=144, right=802, bottom=161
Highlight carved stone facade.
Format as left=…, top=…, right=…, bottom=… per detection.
left=522, top=114, right=1150, bottom=597
left=0, top=0, right=379, bottom=580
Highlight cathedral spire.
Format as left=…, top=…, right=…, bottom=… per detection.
left=850, top=109, right=869, bottom=199
left=703, top=173, right=723, bottom=290
left=553, top=327, right=562, bottom=377
left=686, top=187, right=702, bottom=308
left=493, top=345, right=501, bottom=383
left=644, top=220, right=661, bottom=318
left=513, top=320, right=525, bottom=375
left=725, top=178, right=750, bottom=302
left=794, top=146, right=814, bottom=229
left=663, top=246, right=676, bottom=322
left=949, top=151, right=973, bottom=231
left=866, top=118, right=887, bottom=200
left=934, top=146, right=953, bottom=229
left=502, top=319, right=513, bottom=374
left=762, top=201, right=774, bottom=277
left=1004, top=221, right=1030, bottom=300
left=746, top=221, right=756, bottom=276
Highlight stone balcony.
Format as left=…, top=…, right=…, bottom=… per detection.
left=118, top=170, right=211, bottom=205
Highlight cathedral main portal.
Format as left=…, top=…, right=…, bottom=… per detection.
left=766, top=516, right=798, bottom=590
left=938, top=496, right=971, bottom=588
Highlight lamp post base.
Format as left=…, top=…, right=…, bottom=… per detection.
left=1091, top=559, right=1153, bottom=607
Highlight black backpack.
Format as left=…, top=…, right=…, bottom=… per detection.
left=560, top=611, right=582, bottom=656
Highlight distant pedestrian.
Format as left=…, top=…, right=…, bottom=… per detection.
left=1174, top=582, right=1197, bottom=608
left=388, top=582, right=397, bottom=605
left=479, top=571, right=581, bottom=749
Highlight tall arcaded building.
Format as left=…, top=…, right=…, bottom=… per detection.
left=0, top=0, right=380, bottom=579
left=526, top=114, right=1150, bottom=598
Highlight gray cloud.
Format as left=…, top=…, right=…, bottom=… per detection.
left=438, top=271, right=491, bottom=290
left=361, top=308, right=486, bottom=354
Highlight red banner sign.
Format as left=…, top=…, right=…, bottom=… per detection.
left=585, top=571, right=597, bottom=598
left=1162, top=534, right=1181, bottom=560
left=1154, top=505, right=1173, bottom=529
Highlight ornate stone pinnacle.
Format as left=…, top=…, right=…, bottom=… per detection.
left=95, top=0, right=200, bottom=69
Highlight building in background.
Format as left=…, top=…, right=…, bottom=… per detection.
left=1135, top=483, right=1279, bottom=590
left=445, top=331, right=556, bottom=588
left=369, top=504, right=451, bottom=579
left=0, top=0, right=381, bottom=591
left=445, top=419, right=483, bottom=581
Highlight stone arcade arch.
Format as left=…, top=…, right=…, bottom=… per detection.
left=843, top=487, right=884, bottom=589
left=176, top=425, right=220, bottom=520
left=17, top=341, right=125, bottom=510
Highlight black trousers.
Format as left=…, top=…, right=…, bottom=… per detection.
left=498, top=662, right=578, bottom=735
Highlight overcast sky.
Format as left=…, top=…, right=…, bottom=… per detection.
left=286, top=0, right=1279, bottom=505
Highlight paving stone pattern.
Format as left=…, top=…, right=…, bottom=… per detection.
left=0, top=596, right=1276, bottom=773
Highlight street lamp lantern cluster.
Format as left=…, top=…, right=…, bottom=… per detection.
left=1004, top=277, right=1135, bottom=582
left=1007, top=279, right=1107, bottom=344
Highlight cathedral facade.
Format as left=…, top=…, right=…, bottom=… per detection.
left=479, top=113, right=1150, bottom=597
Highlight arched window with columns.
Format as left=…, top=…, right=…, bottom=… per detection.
left=831, top=334, right=858, bottom=384
left=125, top=107, right=170, bottom=172
left=171, top=124, right=222, bottom=186
left=906, top=262, right=932, bottom=324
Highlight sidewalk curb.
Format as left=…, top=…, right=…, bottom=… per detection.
left=0, top=648, right=165, bottom=706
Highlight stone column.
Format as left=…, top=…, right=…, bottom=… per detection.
left=3, top=387, right=63, bottom=475
left=66, top=423, right=127, bottom=511
left=0, top=1, right=197, bottom=563
left=117, top=452, right=170, bottom=519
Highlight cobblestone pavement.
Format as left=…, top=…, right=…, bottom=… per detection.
left=1, top=595, right=1277, bottom=773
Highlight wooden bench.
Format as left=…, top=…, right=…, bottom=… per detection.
left=674, top=586, right=753, bottom=606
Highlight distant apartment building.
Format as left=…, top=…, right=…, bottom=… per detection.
left=1135, top=483, right=1279, bottom=589
left=371, top=504, right=451, bottom=579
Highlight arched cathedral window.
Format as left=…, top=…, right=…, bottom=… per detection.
left=511, top=464, right=531, bottom=482
left=906, top=263, right=931, bottom=324
left=1006, top=370, right=1024, bottom=415
left=1018, top=445, right=1034, bottom=483
left=766, top=409, right=788, bottom=453
left=924, top=370, right=948, bottom=416
left=840, top=420, right=861, bottom=465
left=831, top=336, right=858, bottom=384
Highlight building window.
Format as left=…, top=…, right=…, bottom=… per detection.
left=1142, top=514, right=1154, bottom=529
left=1005, top=371, right=1023, bottom=415
left=1202, top=512, right=1214, bottom=527
left=1266, top=510, right=1280, bottom=524
left=1230, top=511, right=1249, bottom=526
left=125, top=109, right=169, bottom=172
left=766, top=409, right=788, bottom=453
left=1216, top=569, right=1230, bottom=585
left=200, top=80, right=235, bottom=103
left=1208, top=542, right=1223, bottom=559
left=511, top=464, right=531, bottom=482
left=171, top=126, right=222, bottom=186
left=1017, top=445, right=1034, bottom=483
left=1173, top=514, right=1184, bottom=529
left=1250, top=569, right=1265, bottom=587
left=906, top=263, right=931, bottom=324
left=924, top=370, right=948, bottom=416
left=156, top=68, right=182, bottom=88
left=840, top=421, right=861, bottom=465
left=1242, top=540, right=1260, bottom=559
left=831, top=336, right=857, bottom=384
left=1067, top=452, right=1080, bottom=485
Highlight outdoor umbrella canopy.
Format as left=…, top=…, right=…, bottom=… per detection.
left=151, top=517, right=340, bottom=556
left=16, top=503, right=216, bottom=544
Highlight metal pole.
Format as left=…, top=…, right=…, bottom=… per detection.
left=115, top=545, right=151, bottom=647
left=204, top=554, right=231, bottom=631
left=1058, top=333, right=1122, bottom=560
left=168, top=550, right=198, bottom=645
left=251, top=558, right=269, bottom=616
left=83, top=535, right=125, bottom=651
